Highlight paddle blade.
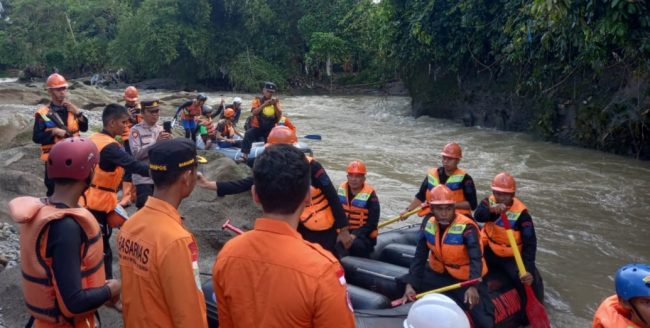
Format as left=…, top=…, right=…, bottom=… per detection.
left=303, top=134, right=322, bottom=140
left=525, top=285, right=551, bottom=328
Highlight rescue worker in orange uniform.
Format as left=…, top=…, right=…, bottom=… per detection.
left=118, top=86, right=142, bottom=208
left=337, top=160, right=380, bottom=258
left=118, top=138, right=207, bottom=328
left=400, top=185, right=494, bottom=328
left=593, top=263, right=650, bottom=328
left=175, top=94, right=208, bottom=142
left=32, top=73, right=89, bottom=196
left=129, top=99, right=173, bottom=209
left=402, top=142, right=477, bottom=219
left=198, top=107, right=217, bottom=149
left=474, top=172, right=544, bottom=321
left=197, top=126, right=353, bottom=257
left=240, top=82, right=283, bottom=160
left=213, top=144, right=355, bottom=328
left=215, top=108, right=243, bottom=148
left=82, top=104, right=150, bottom=280
left=9, top=138, right=121, bottom=327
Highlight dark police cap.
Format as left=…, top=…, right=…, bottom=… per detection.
left=141, top=98, right=160, bottom=111
left=263, top=81, right=277, bottom=92
left=148, top=138, right=198, bottom=172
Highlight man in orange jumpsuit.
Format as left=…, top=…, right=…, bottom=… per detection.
left=213, top=144, right=355, bottom=327
left=118, top=138, right=207, bottom=328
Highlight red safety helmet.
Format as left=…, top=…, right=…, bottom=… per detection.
left=491, top=172, right=516, bottom=193
left=224, top=108, right=235, bottom=118
left=266, top=126, right=298, bottom=145
left=441, top=142, right=462, bottom=159
left=47, top=137, right=99, bottom=181
left=428, top=185, right=455, bottom=205
left=347, top=160, right=367, bottom=174
left=46, top=73, right=68, bottom=89
left=124, top=86, right=139, bottom=102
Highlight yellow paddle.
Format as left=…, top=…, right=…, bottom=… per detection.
left=391, top=277, right=482, bottom=306
left=378, top=206, right=422, bottom=229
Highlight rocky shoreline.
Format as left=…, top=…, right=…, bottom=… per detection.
left=0, top=80, right=261, bottom=327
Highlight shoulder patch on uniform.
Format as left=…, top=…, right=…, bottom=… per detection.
left=131, top=130, right=139, bottom=139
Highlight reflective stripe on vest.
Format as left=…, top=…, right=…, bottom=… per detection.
left=424, top=214, right=488, bottom=280
left=424, top=167, right=471, bottom=216
left=36, top=106, right=81, bottom=162
left=480, top=196, right=527, bottom=258
left=337, top=182, right=378, bottom=238
left=9, top=196, right=105, bottom=325
left=82, top=133, right=124, bottom=213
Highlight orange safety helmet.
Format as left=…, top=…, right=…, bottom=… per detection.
left=441, top=142, right=462, bottom=159
left=266, top=126, right=298, bottom=145
left=347, top=160, right=367, bottom=174
left=124, top=86, right=139, bottom=102
left=491, top=172, right=516, bottom=193
left=224, top=108, right=235, bottom=118
left=46, top=73, right=68, bottom=89
left=428, top=185, right=456, bottom=205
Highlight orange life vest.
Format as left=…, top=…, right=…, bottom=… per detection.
left=419, top=167, right=471, bottom=216
left=592, top=295, right=641, bottom=328
left=337, top=182, right=378, bottom=239
left=82, top=133, right=124, bottom=213
left=9, top=196, right=105, bottom=327
left=424, top=214, right=488, bottom=280
left=480, top=196, right=528, bottom=258
left=200, top=116, right=217, bottom=136
left=121, top=103, right=143, bottom=142
left=36, top=106, right=81, bottom=161
left=181, top=102, right=202, bottom=120
left=276, top=116, right=296, bottom=133
left=299, top=157, right=335, bottom=231
left=250, top=96, right=281, bottom=129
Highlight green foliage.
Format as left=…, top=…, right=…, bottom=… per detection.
left=224, top=52, right=287, bottom=92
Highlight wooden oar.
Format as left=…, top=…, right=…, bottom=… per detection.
left=500, top=212, right=551, bottom=328
left=377, top=206, right=422, bottom=229
left=390, top=277, right=482, bottom=307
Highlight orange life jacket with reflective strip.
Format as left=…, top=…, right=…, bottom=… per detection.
left=82, top=133, right=124, bottom=213
left=299, top=157, right=335, bottom=231
left=592, top=295, right=642, bottom=328
left=250, top=96, right=282, bottom=129
left=424, top=214, right=488, bottom=280
left=480, top=196, right=527, bottom=258
left=9, top=196, right=105, bottom=327
left=337, top=182, right=378, bottom=239
left=419, top=167, right=471, bottom=217
left=36, top=106, right=81, bottom=161
left=181, top=102, right=202, bottom=120
left=121, top=103, right=143, bottom=142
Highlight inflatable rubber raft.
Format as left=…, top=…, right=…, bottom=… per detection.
left=202, top=226, right=543, bottom=327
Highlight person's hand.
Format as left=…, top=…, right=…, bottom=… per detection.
left=400, top=283, right=417, bottom=304
left=196, top=172, right=217, bottom=191
left=51, top=128, right=67, bottom=138
left=490, top=203, right=507, bottom=214
left=464, top=286, right=480, bottom=309
left=157, top=132, right=173, bottom=141
left=520, top=272, right=534, bottom=286
left=105, top=279, right=121, bottom=310
left=61, top=99, right=80, bottom=115
left=337, top=228, right=353, bottom=250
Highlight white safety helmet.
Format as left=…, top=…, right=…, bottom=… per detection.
left=233, top=97, right=242, bottom=104
left=403, top=294, right=470, bottom=328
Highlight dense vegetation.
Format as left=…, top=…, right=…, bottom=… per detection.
left=0, top=0, right=648, bottom=157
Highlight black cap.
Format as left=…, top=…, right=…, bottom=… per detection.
left=263, top=82, right=277, bottom=92
left=148, top=138, right=198, bottom=172
left=196, top=93, right=207, bottom=101
left=141, top=98, right=160, bottom=111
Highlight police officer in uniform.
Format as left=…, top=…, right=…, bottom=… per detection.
left=118, top=138, right=207, bottom=328
left=129, top=98, right=172, bottom=208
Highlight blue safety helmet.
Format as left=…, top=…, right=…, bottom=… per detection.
left=615, top=263, right=650, bottom=301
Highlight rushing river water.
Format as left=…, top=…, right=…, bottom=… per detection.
left=148, top=90, right=650, bottom=327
